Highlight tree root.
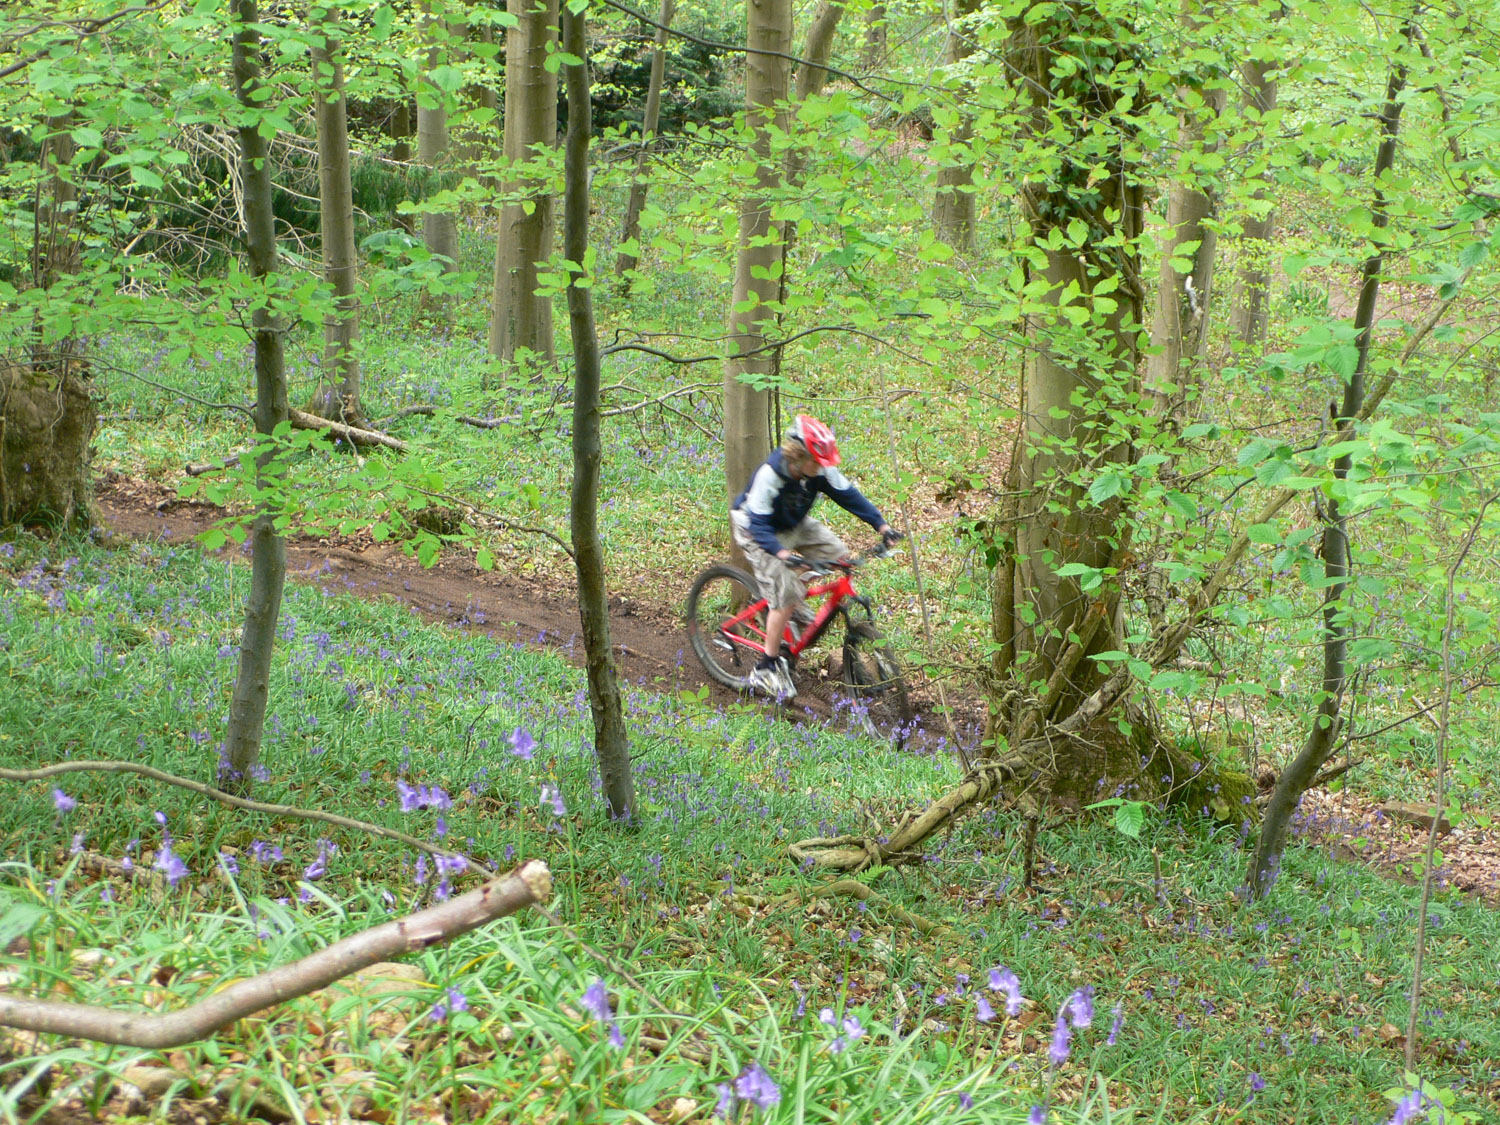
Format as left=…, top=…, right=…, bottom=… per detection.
left=788, top=760, right=1015, bottom=872
left=776, top=879, right=957, bottom=940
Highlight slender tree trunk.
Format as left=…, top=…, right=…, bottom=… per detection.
left=392, top=98, right=413, bottom=163
left=222, top=0, right=291, bottom=788
left=722, top=0, right=792, bottom=510
left=308, top=3, right=364, bottom=425
left=391, top=96, right=415, bottom=234
left=795, top=0, right=843, bottom=102
left=616, top=0, right=675, bottom=281
left=932, top=0, right=981, bottom=249
left=1145, top=0, right=1223, bottom=412
left=2, top=112, right=94, bottom=529
left=562, top=2, right=636, bottom=821
left=417, top=11, right=460, bottom=272
left=1247, top=26, right=1412, bottom=898
left=1227, top=52, right=1278, bottom=348
left=861, top=3, right=886, bottom=70
left=453, top=19, right=501, bottom=177
left=490, top=0, right=559, bottom=366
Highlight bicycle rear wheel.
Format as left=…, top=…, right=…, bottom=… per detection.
left=686, top=565, right=766, bottom=690
left=843, top=620, right=914, bottom=727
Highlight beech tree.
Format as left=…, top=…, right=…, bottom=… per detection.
left=490, top=0, right=560, bottom=365
left=615, top=0, right=676, bottom=281
left=931, top=0, right=981, bottom=250
left=306, top=1, right=366, bottom=426
left=722, top=0, right=792, bottom=517
left=417, top=9, right=461, bottom=272
left=1143, top=0, right=1225, bottom=412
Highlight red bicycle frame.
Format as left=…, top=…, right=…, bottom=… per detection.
left=716, top=567, right=858, bottom=662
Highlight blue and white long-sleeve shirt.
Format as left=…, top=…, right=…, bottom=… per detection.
left=731, top=449, right=886, bottom=556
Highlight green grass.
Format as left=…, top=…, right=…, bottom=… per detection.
left=2, top=534, right=1496, bottom=1123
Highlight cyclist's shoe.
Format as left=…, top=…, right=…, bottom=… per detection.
left=749, top=655, right=795, bottom=699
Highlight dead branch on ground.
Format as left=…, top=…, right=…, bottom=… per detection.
left=0, top=861, right=550, bottom=1047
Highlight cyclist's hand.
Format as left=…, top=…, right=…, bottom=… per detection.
left=880, top=526, right=905, bottom=549
left=776, top=549, right=793, bottom=562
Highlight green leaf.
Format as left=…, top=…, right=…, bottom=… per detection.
left=1114, top=801, right=1146, bottom=838
left=1245, top=522, right=1280, bottom=545
left=1088, top=470, right=1127, bottom=504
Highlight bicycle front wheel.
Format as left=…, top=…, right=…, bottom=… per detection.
left=686, top=565, right=766, bottom=691
left=843, top=620, right=914, bottom=727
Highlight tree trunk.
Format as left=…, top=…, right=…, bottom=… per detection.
left=453, top=19, right=501, bottom=178
left=722, top=0, right=792, bottom=512
left=307, top=4, right=364, bottom=426
left=932, top=0, right=981, bottom=249
left=861, top=3, right=886, bottom=70
left=2, top=114, right=93, bottom=530
left=795, top=0, right=843, bottom=102
left=417, top=10, right=460, bottom=272
left=562, top=1, right=636, bottom=821
left=392, top=98, right=413, bottom=163
left=489, top=0, right=559, bottom=366
left=222, top=0, right=291, bottom=789
left=615, top=0, right=675, bottom=281
left=1247, top=27, right=1412, bottom=898
left=995, top=3, right=1144, bottom=742
left=1144, top=0, right=1224, bottom=412
left=1227, top=53, right=1278, bottom=348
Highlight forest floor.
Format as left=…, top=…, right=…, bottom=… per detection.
left=94, top=471, right=1500, bottom=907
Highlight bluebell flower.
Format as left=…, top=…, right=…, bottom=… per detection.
left=53, top=789, right=76, bottom=815
left=1048, top=1012, right=1071, bottom=1066
left=510, top=728, right=536, bottom=760
left=734, top=1063, right=780, bottom=1110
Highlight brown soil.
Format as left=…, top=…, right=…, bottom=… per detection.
left=94, top=472, right=963, bottom=742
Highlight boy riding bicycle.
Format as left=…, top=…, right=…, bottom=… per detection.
left=730, top=414, right=901, bottom=697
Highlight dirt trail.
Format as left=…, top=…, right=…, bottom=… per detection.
left=94, top=473, right=905, bottom=732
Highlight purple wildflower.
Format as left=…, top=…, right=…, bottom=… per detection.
left=1065, top=985, right=1095, bottom=1028
left=396, top=780, right=422, bottom=812
left=446, top=987, right=468, bottom=1014
left=1107, top=1001, right=1124, bottom=1045
left=1048, top=1012, right=1072, bottom=1066
left=976, top=995, right=996, bottom=1022
left=1248, top=1072, right=1265, bottom=1093
left=957, top=1092, right=974, bottom=1110
left=582, top=980, right=613, bottom=1024
left=715, top=1083, right=736, bottom=1119
left=540, top=784, right=566, bottom=818
left=509, top=728, right=536, bottom=760
left=1387, top=1089, right=1426, bottom=1125
left=988, top=966, right=1024, bottom=1016
left=154, top=845, right=189, bottom=887
left=1029, top=1106, right=1048, bottom=1125
left=52, top=789, right=76, bottom=815
left=220, top=852, right=240, bottom=875
left=734, top=1063, right=780, bottom=1110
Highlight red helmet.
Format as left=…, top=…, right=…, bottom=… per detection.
left=791, top=414, right=840, bottom=467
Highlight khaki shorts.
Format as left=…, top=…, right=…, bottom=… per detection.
left=730, top=511, right=849, bottom=610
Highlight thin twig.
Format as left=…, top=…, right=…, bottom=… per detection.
left=1405, top=491, right=1495, bottom=1067
left=0, top=761, right=486, bottom=875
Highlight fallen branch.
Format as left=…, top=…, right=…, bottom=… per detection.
left=290, top=408, right=407, bottom=452
left=0, top=761, right=485, bottom=875
left=789, top=761, right=1013, bottom=871
left=373, top=404, right=437, bottom=428
left=0, top=861, right=550, bottom=1048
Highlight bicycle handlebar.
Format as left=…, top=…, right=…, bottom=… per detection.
left=784, top=539, right=898, bottom=574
